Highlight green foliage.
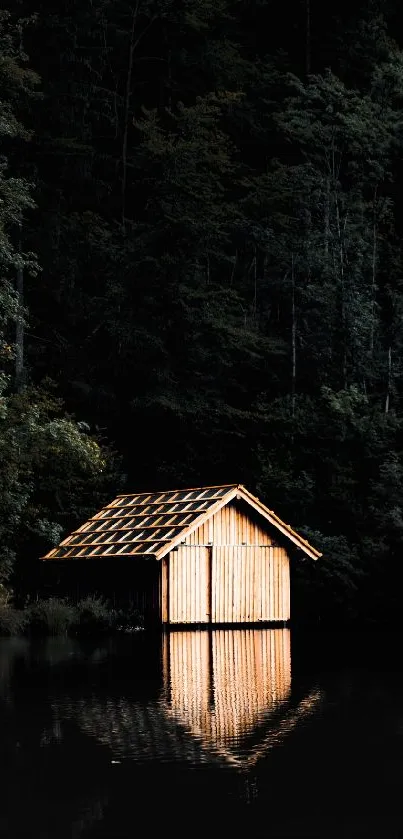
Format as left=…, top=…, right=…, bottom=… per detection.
left=73, top=596, right=144, bottom=635
left=0, top=11, right=38, bottom=387
left=0, top=596, right=144, bottom=637
left=0, top=12, right=120, bottom=591
left=133, top=92, right=241, bottom=259
left=27, top=597, right=77, bottom=636
left=73, top=596, right=113, bottom=637
left=113, top=605, right=145, bottom=633
left=0, top=602, right=26, bottom=635
left=0, top=382, right=120, bottom=588
left=292, top=530, right=363, bottom=627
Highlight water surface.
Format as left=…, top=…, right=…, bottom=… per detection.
left=1, top=629, right=402, bottom=838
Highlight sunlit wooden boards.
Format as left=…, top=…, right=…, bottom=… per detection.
left=168, top=546, right=210, bottom=624
left=211, top=546, right=290, bottom=623
left=165, top=543, right=290, bottom=624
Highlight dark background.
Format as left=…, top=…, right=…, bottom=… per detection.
left=2, top=0, right=403, bottom=624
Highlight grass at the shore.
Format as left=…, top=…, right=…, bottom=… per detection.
left=0, top=596, right=144, bottom=637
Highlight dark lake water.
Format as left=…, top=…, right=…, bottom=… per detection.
left=1, top=628, right=402, bottom=839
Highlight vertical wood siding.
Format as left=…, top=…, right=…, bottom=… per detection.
left=211, top=546, right=290, bottom=623
left=165, top=544, right=290, bottom=624
left=161, top=556, right=168, bottom=623
left=163, top=502, right=291, bottom=624
left=163, top=628, right=291, bottom=762
left=187, top=500, right=274, bottom=547
left=168, top=546, right=209, bottom=624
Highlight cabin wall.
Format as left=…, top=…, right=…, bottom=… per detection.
left=163, top=502, right=290, bottom=625
left=166, top=546, right=210, bottom=624
left=211, top=546, right=289, bottom=623
left=186, top=500, right=274, bottom=547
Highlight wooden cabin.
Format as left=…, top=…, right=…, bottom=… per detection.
left=42, top=484, right=321, bottom=626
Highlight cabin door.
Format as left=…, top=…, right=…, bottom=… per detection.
left=167, top=546, right=210, bottom=624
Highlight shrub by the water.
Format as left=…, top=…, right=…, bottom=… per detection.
left=73, top=595, right=112, bottom=636
left=0, top=595, right=144, bottom=636
left=27, top=597, right=77, bottom=636
left=113, top=605, right=144, bottom=632
left=0, top=603, right=26, bottom=636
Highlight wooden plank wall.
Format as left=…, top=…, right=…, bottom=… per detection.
left=168, top=546, right=210, bottom=623
left=187, top=500, right=274, bottom=547
left=212, top=546, right=290, bottom=623
left=166, top=545, right=290, bottom=624
left=163, top=628, right=291, bottom=761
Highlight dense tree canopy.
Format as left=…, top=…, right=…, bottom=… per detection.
left=3, top=0, right=403, bottom=622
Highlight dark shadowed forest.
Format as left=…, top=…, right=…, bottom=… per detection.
left=2, top=0, right=403, bottom=624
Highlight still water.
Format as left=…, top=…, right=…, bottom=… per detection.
left=1, top=629, right=402, bottom=838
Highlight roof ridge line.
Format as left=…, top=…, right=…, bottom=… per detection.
left=115, top=483, right=239, bottom=498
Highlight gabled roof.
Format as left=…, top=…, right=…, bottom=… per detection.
left=42, top=484, right=322, bottom=561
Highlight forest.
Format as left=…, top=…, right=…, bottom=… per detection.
left=2, top=0, right=403, bottom=624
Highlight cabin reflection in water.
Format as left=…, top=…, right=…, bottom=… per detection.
left=50, top=629, right=322, bottom=769
left=163, top=628, right=292, bottom=766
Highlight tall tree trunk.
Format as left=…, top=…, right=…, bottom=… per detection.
left=385, top=346, right=392, bottom=414
left=305, top=0, right=311, bottom=76
left=121, top=3, right=157, bottom=231
left=230, top=249, right=238, bottom=285
left=253, top=243, right=257, bottom=318
left=15, top=224, right=25, bottom=392
left=335, top=192, right=347, bottom=388
left=291, top=253, right=296, bottom=419
left=370, top=186, right=378, bottom=358
left=324, top=177, right=330, bottom=264
left=15, top=263, right=24, bottom=390
left=121, top=3, right=138, bottom=232
left=206, top=254, right=210, bottom=285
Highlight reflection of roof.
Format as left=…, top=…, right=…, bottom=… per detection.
left=51, top=688, right=323, bottom=771
left=42, top=484, right=321, bottom=561
left=51, top=696, right=215, bottom=765
left=164, top=687, right=323, bottom=770
left=50, top=629, right=323, bottom=771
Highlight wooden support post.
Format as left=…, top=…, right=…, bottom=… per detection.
left=206, top=547, right=212, bottom=623
left=161, top=555, right=170, bottom=625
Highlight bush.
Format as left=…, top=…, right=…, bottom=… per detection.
left=73, top=595, right=113, bottom=637
left=0, top=595, right=144, bottom=637
left=112, top=605, right=144, bottom=633
left=0, top=603, right=26, bottom=636
left=27, top=597, right=77, bottom=636
left=0, top=583, right=10, bottom=604
left=72, top=597, right=144, bottom=635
